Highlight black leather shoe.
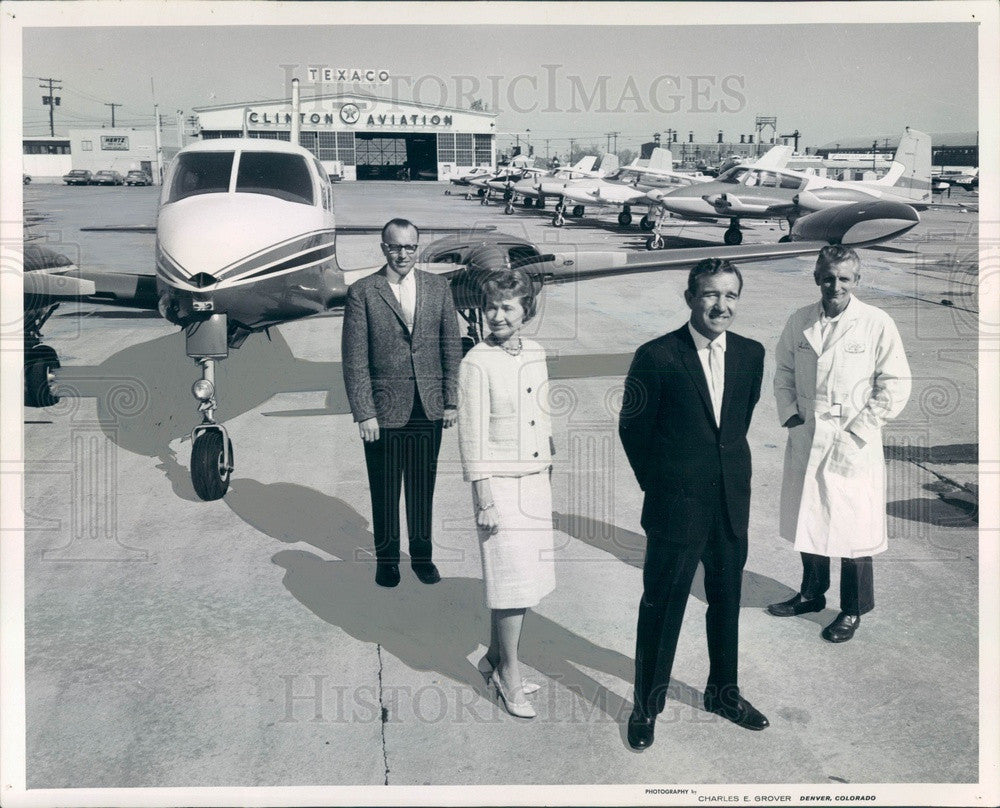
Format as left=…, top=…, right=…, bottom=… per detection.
left=767, top=593, right=826, bottom=617
left=626, top=710, right=655, bottom=750
left=411, top=562, right=441, bottom=585
left=375, top=563, right=400, bottom=588
left=821, top=612, right=860, bottom=643
left=704, top=691, right=769, bottom=731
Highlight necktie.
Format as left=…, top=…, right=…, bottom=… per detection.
left=709, top=340, right=724, bottom=426
left=400, top=273, right=415, bottom=331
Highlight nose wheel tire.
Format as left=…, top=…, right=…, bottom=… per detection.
left=551, top=213, right=564, bottom=227
left=504, top=202, right=514, bottom=214
left=723, top=227, right=743, bottom=246
left=646, top=234, right=665, bottom=251
left=191, top=429, right=233, bottom=501
left=24, top=345, right=60, bottom=408
left=778, top=235, right=791, bottom=243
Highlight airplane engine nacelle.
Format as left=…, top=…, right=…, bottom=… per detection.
left=790, top=201, right=920, bottom=247
left=796, top=188, right=877, bottom=211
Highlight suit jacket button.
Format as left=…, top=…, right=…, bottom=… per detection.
left=527, top=387, right=532, bottom=393
left=533, top=452, right=539, bottom=458
left=529, top=420, right=536, bottom=426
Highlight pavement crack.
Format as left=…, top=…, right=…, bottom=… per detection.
left=377, top=644, right=390, bottom=785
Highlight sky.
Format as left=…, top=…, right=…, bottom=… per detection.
left=20, top=18, right=979, bottom=153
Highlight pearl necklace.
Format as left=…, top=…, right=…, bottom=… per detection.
left=491, top=334, right=523, bottom=356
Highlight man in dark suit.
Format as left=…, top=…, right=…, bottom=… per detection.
left=342, top=218, right=462, bottom=588
left=618, top=258, right=768, bottom=750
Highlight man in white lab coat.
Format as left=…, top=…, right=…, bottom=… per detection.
left=767, top=245, right=911, bottom=642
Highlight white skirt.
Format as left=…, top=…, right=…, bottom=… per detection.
left=474, top=472, right=555, bottom=609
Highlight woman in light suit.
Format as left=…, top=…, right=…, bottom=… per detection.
left=458, top=267, right=555, bottom=719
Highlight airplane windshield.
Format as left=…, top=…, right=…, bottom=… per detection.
left=717, top=167, right=750, bottom=184
left=167, top=152, right=234, bottom=202
left=236, top=152, right=314, bottom=205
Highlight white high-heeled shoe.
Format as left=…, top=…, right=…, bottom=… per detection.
left=477, top=655, right=541, bottom=694
left=490, top=671, right=536, bottom=719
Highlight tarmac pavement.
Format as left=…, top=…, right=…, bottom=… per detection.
left=18, top=180, right=981, bottom=788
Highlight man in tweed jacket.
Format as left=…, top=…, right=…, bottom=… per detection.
left=342, top=218, right=463, bottom=587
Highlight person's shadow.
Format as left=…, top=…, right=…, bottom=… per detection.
left=552, top=511, right=837, bottom=627
left=225, top=478, right=703, bottom=722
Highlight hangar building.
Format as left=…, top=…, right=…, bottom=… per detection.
left=193, top=92, right=497, bottom=182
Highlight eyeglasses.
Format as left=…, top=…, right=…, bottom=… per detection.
left=381, top=243, right=419, bottom=254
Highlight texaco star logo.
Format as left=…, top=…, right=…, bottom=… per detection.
left=340, top=103, right=360, bottom=124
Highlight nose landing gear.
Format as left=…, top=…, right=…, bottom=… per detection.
left=186, top=314, right=234, bottom=501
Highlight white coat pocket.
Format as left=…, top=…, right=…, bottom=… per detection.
left=826, top=430, right=865, bottom=478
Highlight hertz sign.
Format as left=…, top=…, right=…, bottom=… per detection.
left=100, top=135, right=130, bottom=151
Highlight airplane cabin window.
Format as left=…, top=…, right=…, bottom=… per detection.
left=236, top=152, right=315, bottom=205
left=780, top=175, right=806, bottom=190
left=718, top=167, right=749, bottom=184
left=758, top=172, right=780, bottom=188
left=167, top=152, right=234, bottom=202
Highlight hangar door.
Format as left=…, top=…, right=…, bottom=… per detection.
left=354, top=133, right=437, bottom=180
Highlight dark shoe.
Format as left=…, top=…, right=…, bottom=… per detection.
left=375, top=563, right=400, bottom=588
left=626, top=710, right=655, bottom=750
left=821, top=612, right=860, bottom=643
left=411, top=562, right=441, bottom=585
left=767, top=593, right=826, bottom=617
left=704, top=691, right=769, bottom=731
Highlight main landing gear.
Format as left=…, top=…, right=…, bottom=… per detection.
left=187, top=314, right=234, bottom=501
left=617, top=208, right=633, bottom=228
left=723, top=217, right=743, bottom=246
left=24, top=304, right=61, bottom=408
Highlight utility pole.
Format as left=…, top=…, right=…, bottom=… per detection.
left=611, top=131, right=620, bottom=155
left=177, top=110, right=185, bottom=148
left=38, top=77, right=62, bottom=137
left=104, top=102, right=121, bottom=127
left=568, top=138, right=576, bottom=164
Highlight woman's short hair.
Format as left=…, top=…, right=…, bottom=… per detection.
left=479, top=267, right=537, bottom=321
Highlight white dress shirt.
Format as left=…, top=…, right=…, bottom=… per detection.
left=687, top=322, right=726, bottom=426
left=387, top=269, right=417, bottom=331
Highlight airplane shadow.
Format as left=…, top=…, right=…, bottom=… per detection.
left=52, top=328, right=347, bottom=459
left=224, top=478, right=671, bottom=720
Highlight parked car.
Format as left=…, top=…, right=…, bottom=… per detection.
left=23, top=174, right=31, bottom=185
left=93, top=170, right=125, bottom=186
left=124, top=170, right=152, bottom=186
left=63, top=169, right=93, bottom=186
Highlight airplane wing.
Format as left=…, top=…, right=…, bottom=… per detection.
left=80, top=225, right=498, bottom=235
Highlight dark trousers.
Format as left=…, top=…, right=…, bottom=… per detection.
left=800, top=552, right=874, bottom=616
left=633, top=492, right=748, bottom=718
left=362, top=399, right=443, bottom=566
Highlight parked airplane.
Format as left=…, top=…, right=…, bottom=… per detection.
left=504, top=156, right=599, bottom=211
left=554, top=148, right=711, bottom=229
left=21, top=138, right=920, bottom=501
left=652, top=128, right=932, bottom=246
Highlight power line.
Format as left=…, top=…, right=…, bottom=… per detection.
left=38, top=76, right=62, bottom=136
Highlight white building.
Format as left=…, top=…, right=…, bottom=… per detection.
left=193, top=92, right=496, bottom=182
left=22, top=137, right=72, bottom=181
left=67, top=128, right=158, bottom=177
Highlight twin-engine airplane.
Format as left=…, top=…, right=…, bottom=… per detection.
left=22, top=138, right=920, bottom=501
left=652, top=128, right=937, bottom=247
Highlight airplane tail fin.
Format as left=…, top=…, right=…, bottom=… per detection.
left=648, top=148, right=673, bottom=171
left=752, top=145, right=792, bottom=170
left=572, top=155, right=598, bottom=172
left=883, top=128, right=932, bottom=202
left=598, top=153, right=619, bottom=173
